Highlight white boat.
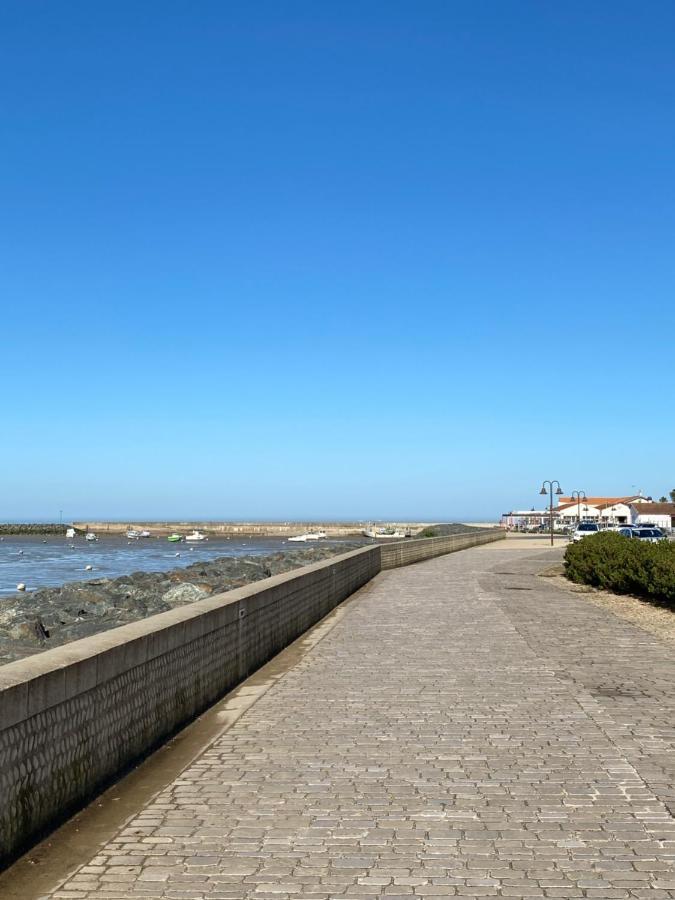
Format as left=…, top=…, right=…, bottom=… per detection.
left=85, top=532, right=98, bottom=542
left=126, top=530, right=141, bottom=539
left=139, top=530, right=151, bottom=538
left=288, top=531, right=325, bottom=542
left=65, top=527, right=76, bottom=538
left=185, top=530, right=208, bottom=542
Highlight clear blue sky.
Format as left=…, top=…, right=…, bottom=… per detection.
left=2, top=1, right=674, bottom=522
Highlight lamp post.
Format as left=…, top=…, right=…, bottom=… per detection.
left=571, top=490, right=587, bottom=526
left=540, top=480, right=564, bottom=547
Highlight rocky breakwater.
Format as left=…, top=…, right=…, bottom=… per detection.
left=0, top=544, right=359, bottom=666
left=0, top=523, right=69, bottom=536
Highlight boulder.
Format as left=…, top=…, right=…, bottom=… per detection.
left=161, top=582, right=210, bottom=607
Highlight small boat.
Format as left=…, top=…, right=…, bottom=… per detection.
left=139, top=530, right=151, bottom=538
left=167, top=533, right=183, bottom=542
left=126, top=530, right=141, bottom=539
left=185, top=530, right=208, bottom=542
left=85, top=532, right=98, bottom=542
left=288, top=531, right=325, bottom=542
left=66, top=527, right=76, bottom=539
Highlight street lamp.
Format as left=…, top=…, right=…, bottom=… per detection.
left=570, top=490, right=587, bottom=526
left=540, top=480, right=564, bottom=547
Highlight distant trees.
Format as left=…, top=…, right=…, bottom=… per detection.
left=660, top=496, right=668, bottom=502
left=671, top=489, right=675, bottom=502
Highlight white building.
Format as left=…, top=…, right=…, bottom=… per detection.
left=556, top=495, right=653, bottom=526
left=630, top=503, right=675, bottom=531
left=503, top=494, right=659, bottom=531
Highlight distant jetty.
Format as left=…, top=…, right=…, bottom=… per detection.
left=72, top=520, right=432, bottom=537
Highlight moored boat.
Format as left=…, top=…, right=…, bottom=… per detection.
left=167, top=533, right=183, bottom=542
left=288, top=531, right=325, bottom=542
left=185, top=530, right=208, bottom=542
left=85, top=532, right=98, bottom=542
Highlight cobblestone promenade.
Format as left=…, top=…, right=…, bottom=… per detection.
left=44, top=545, right=675, bottom=899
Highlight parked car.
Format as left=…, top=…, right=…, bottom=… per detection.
left=573, top=523, right=600, bottom=541
left=633, top=527, right=667, bottom=543
left=616, top=526, right=667, bottom=543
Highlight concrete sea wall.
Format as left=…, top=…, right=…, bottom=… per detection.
left=72, top=521, right=430, bottom=537
left=380, top=529, right=502, bottom=568
left=0, top=530, right=502, bottom=864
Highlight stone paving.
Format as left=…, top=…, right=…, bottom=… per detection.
left=44, top=546, right=675, bottom=899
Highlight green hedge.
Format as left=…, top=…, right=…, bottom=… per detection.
left=564, top=531, right=675, bottom=606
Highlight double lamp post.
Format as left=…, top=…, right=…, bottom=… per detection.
left=539, top=483, right=588, bottom=545
left=540, top=480, right=563, bottom=547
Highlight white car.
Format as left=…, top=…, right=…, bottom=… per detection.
left=572, top=523, right=600, bottom=541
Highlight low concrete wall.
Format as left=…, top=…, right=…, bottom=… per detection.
left=380, top=529, right=504, bottom=568
left=0, top=529, right=502, bottom=864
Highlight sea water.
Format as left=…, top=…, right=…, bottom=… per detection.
left=0, top=534, right=356, bottom=595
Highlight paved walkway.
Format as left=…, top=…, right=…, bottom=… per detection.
left=43, top=547, right=675, bottom=899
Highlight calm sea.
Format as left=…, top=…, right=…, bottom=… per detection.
left=0, top=534, right=357, bottom=596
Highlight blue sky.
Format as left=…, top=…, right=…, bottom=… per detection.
left=2, top=1, right=674, bottom=522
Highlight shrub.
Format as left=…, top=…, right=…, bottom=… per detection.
left=564, top=531, right=675, bottom=607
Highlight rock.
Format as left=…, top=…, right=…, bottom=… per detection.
left=9, top=619, right=49, bottom=644
left=161, top=583, right=210, bottom=607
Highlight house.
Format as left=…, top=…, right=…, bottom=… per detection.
left=502, top=494, right=659, bottom=532
left=555, top=501, right=602, bottom=525
left=557, top=495, right=653, bottom=526
left=630, top=502, right=675, bottom=531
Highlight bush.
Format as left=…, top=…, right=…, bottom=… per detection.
left=564, top=531, right=675, bottom=607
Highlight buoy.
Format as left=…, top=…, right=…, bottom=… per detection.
left=18, top=550, right=24, bottom=555
left=17, top=583, right=26, bottom=591
left=85, top=565, right=93, bottom=571
left=42, top=539, right=47, bottom=544
left=174, top=552, right=180, bottom=557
